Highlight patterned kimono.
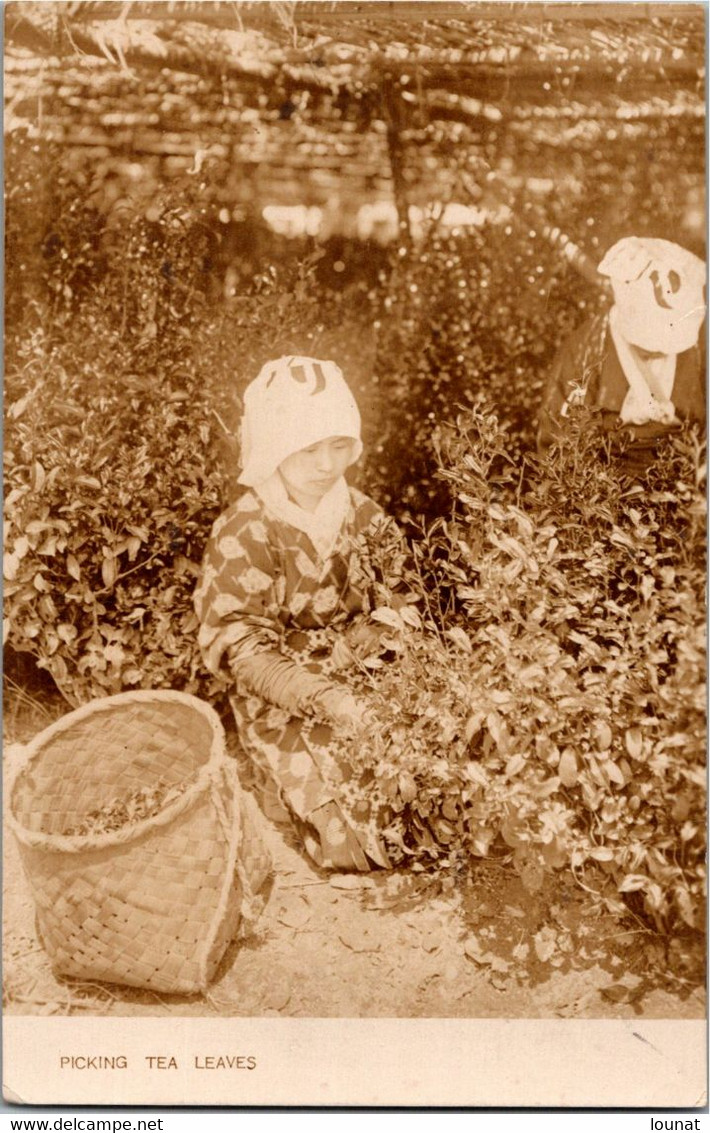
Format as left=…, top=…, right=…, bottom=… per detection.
left=195, top=485, right=395, bottom=872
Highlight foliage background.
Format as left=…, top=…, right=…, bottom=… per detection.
left=4, top=59, right=706, bottom=944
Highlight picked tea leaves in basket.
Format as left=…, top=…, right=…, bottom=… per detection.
left=63, top=776, right=200, bottom=837
left=8, top=690, right=273, bottom=995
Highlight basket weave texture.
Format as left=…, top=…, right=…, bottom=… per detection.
left=9, top=690, right=272, bottom=995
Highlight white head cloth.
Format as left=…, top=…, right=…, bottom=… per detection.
left=608, top=307, right=677, bottom=426
left=598, top=237, right=706, bottom=355
left=238, top=356, right=362, bottom=487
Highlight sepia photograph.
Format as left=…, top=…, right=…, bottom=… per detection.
left=2, top=0, right=706, bottom=1109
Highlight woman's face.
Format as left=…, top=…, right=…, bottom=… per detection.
left=278, top=436, right=356, bottom=511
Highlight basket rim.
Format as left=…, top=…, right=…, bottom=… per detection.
left=8, top=689, right=229, bottom=853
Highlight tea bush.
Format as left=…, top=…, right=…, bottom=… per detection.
left=359, top=213, right=604, bottom=519
left=359, top=170, right=703, bottom=520
left=3, top=151, right=373, bottom=705
left=4, top=145, right=705, bottom=938
left=345, top=406, right=706, bottom=934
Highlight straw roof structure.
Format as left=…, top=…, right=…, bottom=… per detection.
left=4, top=2, right=705, bottom=215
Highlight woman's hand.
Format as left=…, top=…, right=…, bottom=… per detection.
left=346, top=621, right=387, bottom=656
left=320, top=689, right=372, bottom=735
left=330, top=621, right=387, bottom=672
left=329, top=636, right=356, bottom=672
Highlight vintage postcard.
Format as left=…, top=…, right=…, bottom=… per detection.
left=3, top=0, right=706, bottom=1110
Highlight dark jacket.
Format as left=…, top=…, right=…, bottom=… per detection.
left=537, top=312, right=706, bottom=463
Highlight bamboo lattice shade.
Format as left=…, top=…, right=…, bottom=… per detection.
left=4, top=2, right=705, bottom=208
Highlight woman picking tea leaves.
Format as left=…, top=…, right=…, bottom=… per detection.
left=195, top=356, right=411, bottom=872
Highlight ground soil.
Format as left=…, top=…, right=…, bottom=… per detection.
left=3, top=691, right=705, bottom=1021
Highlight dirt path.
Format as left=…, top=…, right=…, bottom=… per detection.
left=4, top=762, right=704, bottom=1021
left=3, top=692, right=704, bottom=1021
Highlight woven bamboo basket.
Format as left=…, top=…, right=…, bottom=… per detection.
left=8, top=690, right=272, bottom=995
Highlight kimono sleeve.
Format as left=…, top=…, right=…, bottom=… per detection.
left=537, top=315, right=605, bottom=454
left=194, top=505, right=281, bottom=677
left=537, top=333, right=585, bottom=454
